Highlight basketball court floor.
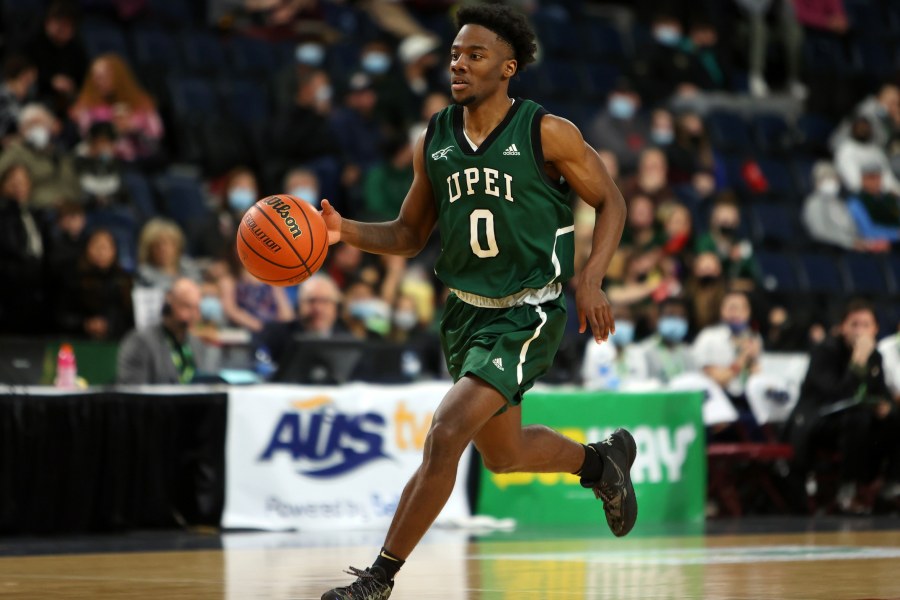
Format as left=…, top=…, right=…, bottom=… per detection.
left=1, top=517, right=900, bottom=599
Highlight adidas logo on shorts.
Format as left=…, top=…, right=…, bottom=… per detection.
left=492, top=358, right=505, bottom=371
left=502, top=144, right=520, bottom=156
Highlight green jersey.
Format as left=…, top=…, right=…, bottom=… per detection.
left=424, top=99, right=574, bottom=299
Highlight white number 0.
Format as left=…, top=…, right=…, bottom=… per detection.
left=469, top=209, right=499, bottom=258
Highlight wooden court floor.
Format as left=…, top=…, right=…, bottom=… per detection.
left=1, top=523, right=900, bottom=599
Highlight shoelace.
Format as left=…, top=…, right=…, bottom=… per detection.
left=339, top=566, right=390, bottom=596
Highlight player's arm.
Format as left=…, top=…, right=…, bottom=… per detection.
left=542, top=114, right=626, bottom=343
left=320, top=130, right=437, bottom=258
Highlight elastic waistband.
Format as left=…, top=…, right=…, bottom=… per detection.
left=450, top=284, right=562, bottom=308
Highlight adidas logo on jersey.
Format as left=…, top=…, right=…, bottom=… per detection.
left=502, top=144, right=520, bottom=156
left=492, top=358, right=505, bottom=371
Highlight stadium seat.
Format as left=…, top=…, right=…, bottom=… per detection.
left=168, top=77, right=220, bottom=120
left=218, top=79, right=270, bottom=126
left=534, top=9, right=578, bottom=58
left=200, top=117, right=255, bottom=176
left=790, top=155, right=817, bottom=197
left=326, top=41, right=363, bottom=80
left=884, top=254, right=900, bottom=295
left=582, top=63, right=620, bottom=100
left=179, top=30, right=229, bottom=75
left=796, top=113, right=835, bottom=155
left=581, top=20, right=626, bottom=61
left=537, top=60, right=583, bottom=100
left=227, top=36, right=278, bottom=74
left=82, top=22, right=130, bottom=60
left=756, top=158, right=796, bottom=199
left=131, top=28, right=181, bottom=70
left=841, top=253, right=889, bottom=295
left=803, top=31, right=851, bottom=74
left=756, top=250, right=802, bottom=294
left=153, top=172, right=210, bottom=232
left=798, top=253, right=845, bottom=294
left=146, top=0, right=196, bottom=27
left=751, top=113, right=793, bottom=155
left=750, top=203, right=798, bottom=246
left=705, top=110, right=753, bottom=153
left=121, top=170, right=158, bottom=222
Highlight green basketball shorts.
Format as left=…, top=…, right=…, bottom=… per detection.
left=439, top=292, right=567, bottom=406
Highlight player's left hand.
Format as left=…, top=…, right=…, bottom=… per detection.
left=576, top=278, right=614, bottom=343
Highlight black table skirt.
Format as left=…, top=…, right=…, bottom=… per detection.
left=0, top=390, right=226, bottom=534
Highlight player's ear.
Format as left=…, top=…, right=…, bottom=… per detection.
left=502, top=59, right=517, bottom=80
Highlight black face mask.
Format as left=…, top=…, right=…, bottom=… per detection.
left=853, top=130, right=873, bottom=143
left=697, top=275, right=720, bottom=286
left=717, top=225, right=738, bottom=238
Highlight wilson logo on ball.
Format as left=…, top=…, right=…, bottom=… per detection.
left=243, top=214, right=283, bottom=253
left=265, top=196, right=303, bottom=239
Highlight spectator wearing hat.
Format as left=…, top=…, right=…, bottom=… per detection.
left=398, top=34, right=442, bottom=103
left=847, top=163, right=900, bottom=245
left=835, top=116, right=900, bottom=195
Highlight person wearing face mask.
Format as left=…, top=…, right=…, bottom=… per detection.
left=273, top=36, right=329, bottom=112
left=695, top=195, right=759, bottom=286
left=328, top=72, right=384, bottom=196
left=74, top=121, right=126, bottom=210
left=802, top=160, right=886, bottom=252
left=846, top=164, right=900, bottom=246
left=342, top=279, right=389, bottom=341
left=581, top=302, right=648, bottom=390
left=586, top=79, right=650, bottom=173
left=829, top=83, right=900, bottom=153
left=193, top=166, right=259, bottom=260
left=835, top=116, right=900, bottom=196
left=117, top=277, right=219, bottom=384
left=0, top=55, right=39, bottom=143
left=639, top=296, right=695, bottom=385
left=0, top=103, right=79, bottom=210
left=283, top=167, right=320, bottom=208
left=387, top=293, right=443, bottom=380
left=363, top=132, right=414, bottom=221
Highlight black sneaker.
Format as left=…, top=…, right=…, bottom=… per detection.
left=581, top=428, right=638, bottom=537
left=321, top=566, right=394, bottom=600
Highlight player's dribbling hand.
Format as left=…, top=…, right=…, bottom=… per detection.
left=576, top=279, right=614, bottom=343
left=319, top=199, right=342, bottom=245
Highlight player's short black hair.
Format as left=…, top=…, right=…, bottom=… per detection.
left=456, top=4, right=537, bottom=71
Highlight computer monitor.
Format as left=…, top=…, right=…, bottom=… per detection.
left=0, top=338, right=47, bottom=386
left=272, top=335, right=409, bottom=384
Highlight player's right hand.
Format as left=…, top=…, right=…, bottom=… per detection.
left=320, top=199, right=342, bottom=245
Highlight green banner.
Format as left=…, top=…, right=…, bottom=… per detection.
left=476, top=391, right=706, bottom=530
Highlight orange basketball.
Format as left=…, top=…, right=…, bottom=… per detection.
left=236, top=194, right=329, bottom=286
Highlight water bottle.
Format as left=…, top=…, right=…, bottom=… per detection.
left=254, top=345, right=276, bottom=381
left=55, top=343, right=77, bottom=389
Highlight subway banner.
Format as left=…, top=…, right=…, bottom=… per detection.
left=477, top=391, right=706, bottom=528
left=223, top=382, right=470, bottom=530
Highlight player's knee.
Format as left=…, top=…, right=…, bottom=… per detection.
left=423, top=422, right=469, bottom=464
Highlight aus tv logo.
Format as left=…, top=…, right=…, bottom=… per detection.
left=259, top=396, right=390, bottom=477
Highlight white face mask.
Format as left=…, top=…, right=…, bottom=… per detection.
left=819, top=179, right=840, bottom=196
left=25, top=125, right=50, bottom=149
left=291, top=186, right=318, bottom=205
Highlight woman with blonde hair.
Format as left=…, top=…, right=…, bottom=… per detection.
left=70, top=53, right=164, bottom=162
left=136, top=217, right=201, bottom=288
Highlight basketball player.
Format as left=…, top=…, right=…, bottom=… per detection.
left=320, top=6, right=632, bottom=599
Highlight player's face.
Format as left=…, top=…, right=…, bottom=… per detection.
left=449, top=24, right=516, bottom=106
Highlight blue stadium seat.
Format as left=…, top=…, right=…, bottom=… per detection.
left=756, top=251, right=801, bottom=294
left=803, top=32, right=851, bottom=74
left=121, top=170, right=158, bottom=222
left=582, top=63, right=620, bottom=99
left=534, top=8, right=578, bottom=58
left=146, top=0, right=196, bottom=27
left=750, top=203, right=798, bottom=246
left=790, top=155, right=818, bottom=197
left=852, top=39, right=894, bottom=77
left=706, top=110, right=753, bottom=153
left=131, top=28, right=181, bottom=70
left=796, top=113, right=835, bottom=155
left=179, top=31, right=228, bottom=74
left=751, top=113, right=792, bottom=155
left=884, top=254, right=900, bottom=295
left=218, top=79, right=269, bottom=126
left=581, top=20, right=626, bottom=60
left=168, top=77, right=220, bottom=120
left=82, top=23, right=130, bottom=60
left=798, top=253, right=845, bottom=294
left=228, top=36, right=278, bottom=73
left=538, top=60, right=583, bottom=99
left=756, top=158, right=796, bottom=199
left=153, top=172, right=210, bottom=231
left=327, top=41, right=362, bottom=79
left=841, top=253, right=889, bottom=295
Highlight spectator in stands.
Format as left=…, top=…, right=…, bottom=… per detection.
left=846, top=164, right=900, bottom=246
left=622, top=147, right=674, bottom=206
left=21, top=0, right=87, bottom=115
left=117, top=277, right=216, bottom=384
left=607, top=250, right=664, bottom=332
left=835, top=116, right=900, bottom=195
left=803, top=160, right=888, bottom=252
left=397, top=33, right=443, bottom=107
left=273, top=34, right=330, bottom=112
left=0, top=103, right=79, bottom=210
left=582, top=302, right=647, bottom=390
left=586, top=79, right=650, bottom=173
left=596, top=149, right=621, bottom=188
left=685, top=251, right=726, bottom=330
left=765, top=304, right=814, bottom=351
left=343, top=278, right=389, bottom=340
left=258, top=274, right=348, bottom=364
left=631, top=12, right=689, bottom=104
left=74, top=121, right=127, bottom=210
left=388, top=293, right=443, bottom=380
left=734, top=0, right=804, bottom=98
left=693, top=289, right=763, bottom=407
left=620, top=193, right=665, bottom=254
left=56, top=228, right=133, bottom=340
left=220, top=262, right=294, bottom=335
left=793, top=0, right=849, bottom=36
left=649, top=109, right=675, bottom=149
left=829, top=82, right=898, bottom=153
left=136, top=217, right=202, bottom=289
left=0, top=55, right=38, bottom=144
left=639, top=296, right=695, bottom=385
left=877, top=321, right=900, bottom=403
left=0, top=163, right=47, bottom=334
left=667, top=111, right=715, bottom=187
left=696, top=195, right=758, bottom=287
left=195, top=166, right=258, bottom=259
left=360, top=38, right=416, bottom=132
left=660, top=200, right=693, bottom=259
left=70, top=53, right=164, bottom=163
left=47, top=199, right=86, bottom=278
left=269, top=69, right=341, bottom=166
left=788, top=299, right=900, bottom=513
left=284, top=166, right=320, bottom=208
left=680, top=19, right=730, bottom=92
left=329, top=72, right=384, bottom=200
left=363, top=132, right=414, bottom=221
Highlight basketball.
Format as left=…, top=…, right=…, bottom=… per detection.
left=235, top=194, right=329, bottom=286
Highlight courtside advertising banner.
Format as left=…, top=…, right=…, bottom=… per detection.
left=224, top=382, right=470, bottom=530
left=477, top=391, right=706, bottom=530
